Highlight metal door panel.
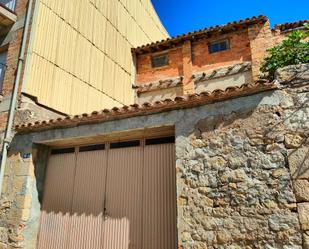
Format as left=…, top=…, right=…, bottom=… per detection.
left=143, top=143, right=177, bottom=249
left=72, top=150, right=108, bottom=214
left=41, top=153, right=76, bottom=212
left=67, top=150, right=108, bottom=248
left=38, top=153, right=76, bottom=248
left=103, top=146, right=143, bottom=249
left=38, top=139, right=177, bottom=249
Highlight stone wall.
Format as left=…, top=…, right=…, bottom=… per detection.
left=176, top=64, right=308, bottom=248
left=0, top=154, right=39, bottom=249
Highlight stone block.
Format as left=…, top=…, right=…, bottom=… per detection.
left=298, top=203, right=309, bottom=230
left=0, top=242, right=7, bottom=249
left=304, top=232, right=309, bottom=249
left=20, top=209, right=30, bottom=222
left=285, top=134, right=303, bottom=149
left=288, top=148, right=309, bottom=179
left=15, top=195, right=32, bottom=209
left=12, top=176, right=27, bottom=192
left=293, top=180, right=309, bottom=202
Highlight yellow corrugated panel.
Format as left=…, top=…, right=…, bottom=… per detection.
left=124, top=72, right=133, bottom=104
left=25, top=54, right=39, bottom=97
left=25, top=0, right=168, bottom=114
left=71, top=0, right=80, bottom=31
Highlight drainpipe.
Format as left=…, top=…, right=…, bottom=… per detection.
left=0, top=0, right=34, bottom=196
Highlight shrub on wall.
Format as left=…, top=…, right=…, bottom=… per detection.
left=261, top=24, right=309, bottom=80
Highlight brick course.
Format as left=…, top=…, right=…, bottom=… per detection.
left=134, top=17, right=306, bottom=100
left=135, top=26, right=258, bottom=98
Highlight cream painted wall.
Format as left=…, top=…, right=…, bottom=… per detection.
left=23, top=0, right=168, bottom=114
left=195, top=71, right=253, bottom=93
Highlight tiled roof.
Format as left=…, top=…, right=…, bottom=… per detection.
left=15, top=81, right=276, bottom=134
left=273, top=20, right=308, bottom=32
left=132, top=15, right=268, bottom=54
left=135, top=77, right=183, bottom=94
left=193, top=62, right=252, bottom=83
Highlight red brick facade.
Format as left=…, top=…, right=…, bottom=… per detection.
left=134, top=17, right=307, bottom=99
left=191, top=29, right=252, bottom=73
left=136, top=47, right=184, bottom=84
left=1, top=0, right=30, bottom=96
left=0, top=0, right=35, bottom=134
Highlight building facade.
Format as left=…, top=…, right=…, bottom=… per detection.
left=132, top=16, right=308, bottom=104
left=0, top=7, right=308, bottom=248
left=3, top=63, right=309, bottom=249
left=0, top=0, right=168, bottom=141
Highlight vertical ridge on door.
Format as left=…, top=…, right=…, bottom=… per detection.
left=68, top=150, right=108, bottom=249
left=103, top=146, right=143, bottom=249
left=143, top=143, right=177, bottom=249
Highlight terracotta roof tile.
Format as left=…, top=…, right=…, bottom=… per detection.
left=15, top=81, right=277, bottom=134
left=135, top=77, right=183, bottom=94
left=132, top=15, right=268, bottom=54
left=274, top=20, right=308, bottom=32
left=193, top=62, right=252, bottom=83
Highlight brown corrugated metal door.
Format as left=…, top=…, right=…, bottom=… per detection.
left=38, top=138, right=177, bottom=249
left=143, top=142, right=177, bottom=249
left=103, top=145, right=143, bottom=249
left=37, top=148, right=108, bottom=249
left=37, top=152, right=76, bottom=249
left=67, top=149, right=108, bottom=249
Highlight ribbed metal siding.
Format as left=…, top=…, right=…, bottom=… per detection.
left=103, top=147, right=143, bottom=249
left=67, top=150, right=108, bottom=249
left=24, top=0, right=168, bottom=115
left=72, top=150, right=108, bottom=214
left=38, top=140, right=177, bottom=249
left=38, top=150, right=108, bottom=249
left=38, top=153, right=76, bottom=248
left=143, top=143, right=177, bottom=249
left=41, top=153, right=76, bottom=213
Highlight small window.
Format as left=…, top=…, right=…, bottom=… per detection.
left=208, top=40, right=230, bottom=54
left=151, top=54, right=169, bottom=68
left=0, top=50, right=8, bottom=93
left=79, top=144, right=105, bottom=152
left=145, top=136, right=175, bottom=145
left=110, top=140, right=140, bottom=149
left=51, top=148, right=75, bottom=155
left=1, top=0, right=17, bottom=11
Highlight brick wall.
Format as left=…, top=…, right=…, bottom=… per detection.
left=247, top=21, right=274, bottom=81
left=0, top=0, right=30, bottom=140
left=0, top=153, right=39, bottom=248
left=136, top=47, right=183, bottom=84
left=1, top=0, right=29, bottom=97
left=136, top=29, right=253, bottom=86
left=192, top=29, right=251, bottom=73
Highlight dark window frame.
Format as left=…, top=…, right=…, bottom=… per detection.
left=0, top=48, right=8, bottom=94
left=208, top=39, right=230, bottom=54
left=151, top=53, right=169, bottom=68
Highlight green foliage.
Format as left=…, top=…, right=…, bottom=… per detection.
left=261, top=24, right=309, bottom=80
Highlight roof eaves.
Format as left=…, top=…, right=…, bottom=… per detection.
left=15, top=81, right=277, bottom=134
left=273, top=20, right=308, bottom=32
left=132, top=15, right=268, bottom=55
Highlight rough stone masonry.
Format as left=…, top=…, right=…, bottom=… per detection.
left=176, top=64, right=309, bottom=248
left=0, top=64, right=308, bottom=248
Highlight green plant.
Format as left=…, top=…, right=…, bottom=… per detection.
left=261, top=24, right=309, bottom=80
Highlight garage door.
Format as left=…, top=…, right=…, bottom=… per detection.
left=37, top=137, right=177, bottom=249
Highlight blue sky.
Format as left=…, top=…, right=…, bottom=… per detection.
left=151, top=0, right=309, bottom=37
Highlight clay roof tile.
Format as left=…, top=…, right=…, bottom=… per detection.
left=133, top=16, right=268, bottom=54
left=15, top=81, right=277, bottom=133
